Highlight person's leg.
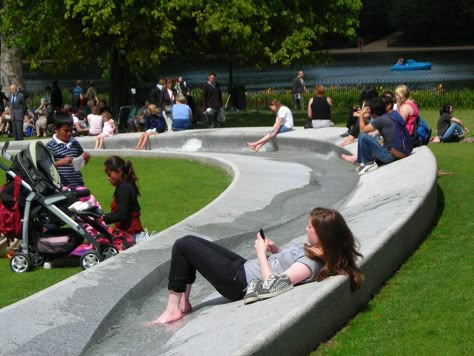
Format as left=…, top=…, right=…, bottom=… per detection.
left=163, top=112, right=173, bottom=131
left=441, top=123, right=463, bottom=142
left=168, top=235, right=246, bottom=299
left=152, top=235, right=246, bottom=324
left=137, top=132, right=153, bottom=150
left=135, top=133, right=146, bottom=149
left=150, top=289, right=184, bottom=324
left=358, top=133, right=395, bottom=164
left=247, top=133, right=271, bottom=152
left=12, top=119, right=19, bottom=140
left=341, top=153, right=357, bottom=164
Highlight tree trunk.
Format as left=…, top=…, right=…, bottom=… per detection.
left=0, top=36, right=24, bottom=93
left=109, top=48, right=130, bottom=127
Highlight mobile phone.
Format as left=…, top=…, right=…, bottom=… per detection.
left=259, top=228, right=266, bottom=240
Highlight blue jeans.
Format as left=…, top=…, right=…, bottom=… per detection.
left=168, top=235, right=248, bottom=301
left=278, top=125, right=292, bottom=133
left=357, top=133, right=396, bottom=165
left=441, top=123, right=463, bottom=142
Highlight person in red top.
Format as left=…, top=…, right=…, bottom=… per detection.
left=103, top=156, right=143, bottom=237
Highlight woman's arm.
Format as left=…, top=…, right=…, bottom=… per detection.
left=283, top=262, right=312, bottom=285
left=270, top=117, right=283, bottom=137
left=398, top=103, right=413, bottom=121
left=255, top=235, right=272, bottom=281
left=451, top=117, right=465, bottom=128
left=327, top=97, right=333, bottom=112
left=307, top=98, right=313, bottom=119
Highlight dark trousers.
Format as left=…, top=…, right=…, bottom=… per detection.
left=12, top=119, right=23, bottom=140
left=168, top=235, right=247, bottom=301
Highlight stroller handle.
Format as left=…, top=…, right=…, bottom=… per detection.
left=73, top=189, right=91, bottom=198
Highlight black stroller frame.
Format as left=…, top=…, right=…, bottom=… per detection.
left=0, top=141, right=114, bottom=272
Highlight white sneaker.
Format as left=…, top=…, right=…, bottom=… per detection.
left=43, top=261, right=52, bottom=269
left=358, top=161, right=378, bottom=176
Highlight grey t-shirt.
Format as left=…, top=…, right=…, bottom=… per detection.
left=244, top=244, right=321, bottom=284
left=372, top=113, right=396, bottom=150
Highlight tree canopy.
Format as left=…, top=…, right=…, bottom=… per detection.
left=0, top=0, right=362, bottom=109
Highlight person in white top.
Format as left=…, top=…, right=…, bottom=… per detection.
left=247, top=99, right=293, bottom=152
left=87, top=106, right=103, bottom=136
left=95, top=111, right=115, bottom=149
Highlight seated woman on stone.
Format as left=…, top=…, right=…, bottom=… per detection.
left=247, top=99, right=293, bottom=152
left=306, top=84, right=333, bottom=129
left=134, top=104, right=166, bottom=150
left=172, top=94, right=192, bottom=131
left=149, top=207, right=364, bottom=324
left=435, top=104, right=469, bottom=142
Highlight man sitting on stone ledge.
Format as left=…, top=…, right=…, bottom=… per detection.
left=341, top=95, right=413, bottom=175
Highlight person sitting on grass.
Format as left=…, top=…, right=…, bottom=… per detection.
left=341, top=95, right=412, bottom=176
left=149, top=207, right=364, bottom=324
left=434, top=104, right=469, bottom=143
left=134, top=104, right=166, bottom=150
left=102, top=155, right=144, bottom=239
left=247, top=99, right=293, bottom=152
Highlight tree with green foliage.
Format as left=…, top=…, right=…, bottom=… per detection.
left=0, top=0, right=362, bottom=112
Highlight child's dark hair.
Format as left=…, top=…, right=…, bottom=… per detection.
left=368, top=96, right=386, bottom=116
left=53, top=112, right=74, bottom=129
left=104, top=156, right=140, bottom=195
left=360, top=85, right=378, bottom=102
left=440, top=104, right=453, bottom=115
left=381, top=93, right=394, bottom=109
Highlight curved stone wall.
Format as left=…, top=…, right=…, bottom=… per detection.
left=0, top=127, right=437, bottom=355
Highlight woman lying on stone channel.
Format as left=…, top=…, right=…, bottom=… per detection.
left=149, top=207, right=364, bottom=324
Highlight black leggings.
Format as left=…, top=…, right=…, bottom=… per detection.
left=168, top=235, right=248, bottom=301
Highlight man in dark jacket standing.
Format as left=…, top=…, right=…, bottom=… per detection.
left=9, top=84, right=25, bottom=140
left=202, top=72, right=224, bottom=128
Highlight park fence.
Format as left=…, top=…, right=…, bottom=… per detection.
left=186, top=79, right=474, bottom=112
left=24, top=78, right=474, bottom=112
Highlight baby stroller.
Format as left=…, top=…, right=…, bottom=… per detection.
left=0, top=141, right=127, bottom=273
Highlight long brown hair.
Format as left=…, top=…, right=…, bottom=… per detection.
left=304, top=208, right=364, bottom=290
left=104, top=156, right=140, bottom=195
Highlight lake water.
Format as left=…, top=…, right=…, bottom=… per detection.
left=155, top=50, right=474, bottom=90
left=23, top=50, right=474, bottom=94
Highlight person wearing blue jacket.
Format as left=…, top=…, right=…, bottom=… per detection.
left=134, top=104, right=166, bottom=150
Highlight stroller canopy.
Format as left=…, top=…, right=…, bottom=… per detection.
left=12, top=142, right=62, bottom=194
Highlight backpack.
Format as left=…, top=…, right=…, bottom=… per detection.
left=413, top=116, right=432, bottom=147
left=0, top=176, right=23, bottom=240
left=389, top=111, right=414, bottom=159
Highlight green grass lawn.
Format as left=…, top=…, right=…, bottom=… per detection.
left=0, top=107, right=472, bottom=354
left=312, top=110, right=474, bottom=355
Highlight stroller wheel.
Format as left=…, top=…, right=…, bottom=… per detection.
left=10, top=253, right=32, bottom=273
left=30, top=247, right=44, bottom=268
left=100, top=245, right=119, bottom=260
left=80, top=250, right=103, bottom=270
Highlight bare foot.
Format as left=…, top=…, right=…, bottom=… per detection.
left=341, top=154, right=357, bottom=164
left=179, top=300, right=192, bottom=314
left=340, top=137, right=354, bottom=147
left=148, top=309, right=183, bottom=325
left=253, top=144, right=264, bottom=152
left=247, top=142, right=256, bottom=150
